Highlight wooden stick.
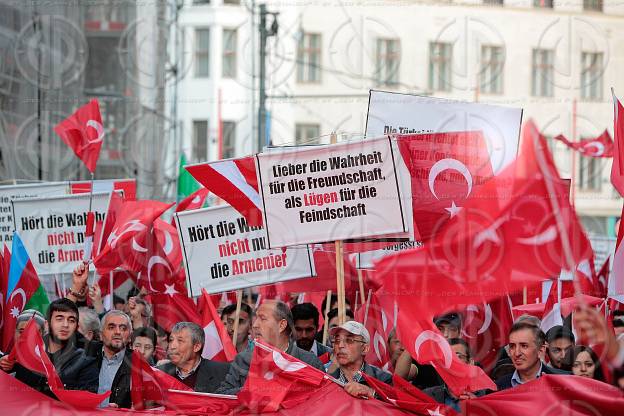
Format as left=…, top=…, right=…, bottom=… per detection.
left=232, top=290, right=243, bottom=348
left=523, top=286, right=528, bottom=305
left=357, top=269, right=366, bottom=306
left=363, top=289, right=372, bottom=327
left=335, top=240, right=346, bottom=325
left=322, top=289, right=332, bottom=345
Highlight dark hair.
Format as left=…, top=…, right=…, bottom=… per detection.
left=113, top=295, right=125, bottom=306
left=291, top=303, right=320, bottom=328
left=448, top=338, right=471, bottom=361
left=47, top=298, right=79, bottom=321
left=327, top=308, right=354, bottom=322
left=508, top=322, right=546, bottom=348
left=321, top=294, right=351, bottom=313
left=546, top=325, right=575, bottom=344
left=126, top=286, right=140, bottom=300
left=132, top=327, right=157, bottom=346
left=221, top=302, right=253, bottom=320
left=564, top=345, right=604, bottom=381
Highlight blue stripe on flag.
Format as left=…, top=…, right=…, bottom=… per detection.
left=7, top=232, right=29, bottom=297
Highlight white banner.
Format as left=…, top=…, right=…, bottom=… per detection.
left=12, top=192, right=112, bottom=274
left=351, top=241, right=423, bottom=269
left=176, top=205, right=316, bottom=296
left=256, top=136, right=409, bottom=248
left=365, top=90, right=523, bottom=174
left=0, top=182, right=68, bottom=246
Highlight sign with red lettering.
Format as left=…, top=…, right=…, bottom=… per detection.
left=256, top=136, right=410, bottom=248
left=11, top=192, right=112, bottom=274
left=175, top=205, right=316, bottom=296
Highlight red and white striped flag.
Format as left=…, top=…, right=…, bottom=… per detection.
left=199, top=289, right=237, bottom=362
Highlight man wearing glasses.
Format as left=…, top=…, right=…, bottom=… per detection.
left=329, top=321, right=392, bottom=399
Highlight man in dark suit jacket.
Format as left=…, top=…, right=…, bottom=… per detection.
left=495, top=322, right=569, bottom=391
left=158, top=322, right=230, bottom=393
left=291, top=303, right=332, bottom=358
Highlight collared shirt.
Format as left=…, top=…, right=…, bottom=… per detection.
left=176, top=357, right=202, bottom=380
left=338, top=362, right=366, bottom=384
left=310, top=340, right=319, bottom=356
left=510, top=362, right=544, bottom=388
left=98, top=349, right=125, bottom=407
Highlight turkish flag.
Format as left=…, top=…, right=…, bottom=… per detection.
left=363, top=373, right=458, bottom=416
left=397, top=131, right=494, bottom=241
left=174, top=187, right=209, bottom=216
left=10, top=320, right=110, bottom=408
left=94, top=199, right=174, bottom=275
left=463, top=374, right=624, bottom=415
left=554, top=130, right=614, bottom=158
left=96, top=269, right=136, bottom=311
left=54, top=99, right=104, bottom=173
left=595, top=257, right=610, bottom=298
left=608, top=203, right=624, bottom=302
left=130, top=349, right=191, bottom=410
left=540, top=280, right=562, bottom=333
left=199, top=289, right=237, bottom=362
left=238, top=341, right=328, bottom=412
left=611, top=90, right=624, bottom=196
left=462, top=296, right=513, bottom=373
left=164, top=389, right=240, bottom=413
left=186, top=156, right=263, bottom=226
left=146, top=289, right=202, bottom=333
left=93, top=190, right=124, bottom=258
left=355, top=292, right=391, bottom=370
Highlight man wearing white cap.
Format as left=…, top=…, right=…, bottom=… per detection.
left=329, top=320, right=392, bottom=399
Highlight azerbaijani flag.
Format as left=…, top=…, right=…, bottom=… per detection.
left=1, top=233, right=49, bottom=351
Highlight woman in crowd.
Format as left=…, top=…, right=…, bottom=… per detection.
left=565, top=345, right=604, bottom=382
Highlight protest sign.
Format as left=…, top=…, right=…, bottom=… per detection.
left=351, top=241, right=422, bottom=269
left=175, top=205, right=316, bottom=296
left=12, top=192, right=111, bottom=274
left=365, top=90, right=523, bottom=173
left=256, top=136, right=409, bottom=248
left=0, top=182, right=68, bottom=246
left=69, top=178, right=137, bottom=200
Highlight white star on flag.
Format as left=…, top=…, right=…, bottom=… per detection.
left=427, top=406, right=444, bottom=416
left=10, top=306, right=20, bottom=318
left=163, top=283, right=179, bottom=297
left=445, top=201, right=462, bottom=218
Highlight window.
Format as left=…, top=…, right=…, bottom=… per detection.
left=429, top=42, right=452, bottom=92
left=578, top=156, right=601, bottom=191
left=223, top=0, right=240, bottom=4
left=297, top=33, right=321, bottom=83
left=195, top=29, right=210, bottom=77
left=533, top=0, right=553, bottom=7
left=483, top=0, right=503, bottom=4
left=193, top=0, right=210, bottom=4
left=531, top=49, right=554, bottom=97
left=583, top=0, right=603, bottom=11
left=375, top=38, right=400, bottom=86
left=480, top=45, right=504, bottom=94
left=295, top=124, right=320, bottom=145
left=222, top=121, right=236, bottom=159
left=581, top=52, right=603, bottom=101
left=222, top=29, right=237, bottom=78
left=193, top=120, right=208, bottom=162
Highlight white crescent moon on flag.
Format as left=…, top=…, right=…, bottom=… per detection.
left=85, top=120, right=104, bottom=145
left=162, top=229, right=174, bottom=255
left=461, top=305, right=480, bottom=339
left=478, top=303, right=493, bottom=335
left=414, top=330, right=453, bottom=369
left=192, top=195, right=201, bottom=204
left=10, top=288, right=26, bottom=311
left=428, top=158, right=473, bottom=200
left=516, top=225, right=557, bottom=246
left=381, top=310, right=388, bottom=333
left=108, top=220, right=147, bottom=249
left=272, top=350, right=306, bottom=372
left=147, top=255, right=172, bottom=292
left=373, top=331, right=387, bottom=362
left=132, top=237, right=148, bottom=253
left=582, top=141, right=605, bottom=157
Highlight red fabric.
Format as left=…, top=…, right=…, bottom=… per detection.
left=146, top=290, right=201, bottom=333
left=238, top=341, right=328, bottom=412
left=199, top=289, right=237, bottom=362
left=611, top=92, right=624, bottom=196
left=94, top=199, right=174, bottom=275
left=397, top=131, right=494, bottom=241
left=130, top=349, right=191, bottom=409
left=595, top=257, right=610, bottom=298
left=357, top=292, right=391, bottom=370
left=54, top=99, right=104, bottom=173
left=70, top=179, right=137, bottom=200
left=186, top=157, right=263, bottom=227
left=9, top=320, right=110, bottom=408
left=174, top=187, right=209, bottom=217
left=93, top=190, right=124, bottom=257
left=164, top=389, right=240, bottom=413
left=0, top=246, right=5, bottom=336
left=363, top=373, right=458, bottom=415
left=462, top=296, right=513, bottom=373
left=554, top=129, right=614, bottom=158
left=462, top=374, right=624, bottom=415
left=97, top=269, right=136, bottom=302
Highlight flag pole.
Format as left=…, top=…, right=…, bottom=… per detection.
left=330, top=132, right=347, bottom=325
left=570, top=98, right=577, bottom=207
left=232, top=289, right=243, bottom=349
left=357, top=269, right=366, bottom=307
left=363, top=289, right=372, bottom=327
left=322, top=289, right=332, bottom=345
left=83, top=171, right=96, bottom=270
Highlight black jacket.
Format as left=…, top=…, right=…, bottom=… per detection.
left=158, top=358, right=230, bottom=393
left=329, top=362, right=393, bottom=386
left=424, top=384, right=487, bottom=412
left=216, top=342, right=324, bottom=395
left=313, top=341, right=332, bottom=357
left=14, top=340, right=99, bottom=397
left=92, top=345, right=133, bottom=408
left=495, top=362, right=570, bottom=390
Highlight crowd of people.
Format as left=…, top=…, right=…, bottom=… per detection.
left=1, top=262, right=623, bottom=412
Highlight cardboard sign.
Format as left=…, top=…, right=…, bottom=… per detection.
left=0, top=182, right=68, bottom=245
left=365, top=90, right=523, bottom=174
left=176, top=205, right=316, bottom=296
left=256, top=136, right=409, bottom=248
left=12, top=192, right=112, bottom=274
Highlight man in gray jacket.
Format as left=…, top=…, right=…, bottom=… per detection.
left=216, top=300, right=324, bottom=394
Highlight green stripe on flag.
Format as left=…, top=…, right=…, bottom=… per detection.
left=177, top=152, right=200, bottom=202
left=25, top=284, right=50, bottom=316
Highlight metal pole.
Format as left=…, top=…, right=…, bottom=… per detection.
left=258, top=4, right=267, bottom=153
